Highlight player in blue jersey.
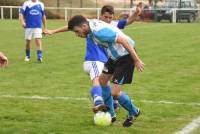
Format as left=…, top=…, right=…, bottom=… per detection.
left=19, top=0, right=47, bottom=62
left=43, top=5, right=142, bottom=123
left=67, top=11, right=144, bottom=127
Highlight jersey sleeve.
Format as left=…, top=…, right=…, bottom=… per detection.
left=40, top=2, right=45, bottom=16
left=117, top=19, right=127, bottom=29
left=93, top=28, right=117, bottom=43
left=19, top=2, right=27, bottom=15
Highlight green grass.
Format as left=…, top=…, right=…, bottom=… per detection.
left=0, top=20, right=200, bottom=134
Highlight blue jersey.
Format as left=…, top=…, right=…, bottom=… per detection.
left=85, top=20, right=127, bottom=63
left=88, top=19, right=135, bottom=61
left=20, top=0, right=45, bottom=28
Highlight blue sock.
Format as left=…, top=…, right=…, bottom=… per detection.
left=37, top=50, right=43, bottom=59
left=25, top=49, right=30, bottom=58
left=118, top=92, right=138, bottom=117
left=90, top=86, right=104, bottom=106
left=102, top=86, right=115, bottom=118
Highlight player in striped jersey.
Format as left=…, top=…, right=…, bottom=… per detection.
left=68, top=10, right=144, bottom=127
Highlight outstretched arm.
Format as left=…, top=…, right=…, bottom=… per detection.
left=116, top=35, right=144, bottom=72
left=126, top=2, right=143, bottom=26
left=43, top=25, right=69, bottom=35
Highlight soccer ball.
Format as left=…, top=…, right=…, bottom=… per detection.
left=94, top=111, right=112, bottom=126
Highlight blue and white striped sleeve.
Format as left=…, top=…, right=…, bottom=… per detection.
left=93, top=28, right=117, bottom=43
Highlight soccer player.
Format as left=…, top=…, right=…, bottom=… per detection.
left=0, top=52, right=8, bottom=67
left=67, top=14, right=144, bottom=127
left=98, top=4, right=143, bottom=113
left=43, top=5, right=142, bottom=122
left=19, top=0, right=47, bottom=62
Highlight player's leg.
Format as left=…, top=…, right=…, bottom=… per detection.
left=34, top=28, right=43, bottom=62
left=100, top=68, right=120, bottom=112
left=111, top=54, right=140, bottom=127
left=100, top=59, right=117, bottom=121
left=99, top=72, right=116, bottom=121
left=24, top=28, right=32, bottom=61
left=25, top=40, right=31, bottom=61
left=112, top=84, right=140, bottom=127
left=83, top=61, right=109, bottom=113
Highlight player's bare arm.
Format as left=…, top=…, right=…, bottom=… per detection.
left=116, top=35, right=144, bottom=72
left=43, top=26, right=68, bottom=35
left=126, top=3, right=143, bottom=25
left=19, top=14, right=26, bottom=28
left=42, top=15, right=47, bottom=31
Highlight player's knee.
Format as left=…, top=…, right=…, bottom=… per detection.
left=92, top=77, right=100, bottom=86
left=99, top=77, right=108, bottom=86
left=111, top=86, right=121, bottom=98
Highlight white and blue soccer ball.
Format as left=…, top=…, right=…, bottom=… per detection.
left=94, top=111, right=112, bottom=126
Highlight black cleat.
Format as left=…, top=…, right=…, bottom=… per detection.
left=37, top=58, right=43, bottom=63
left=93, top=104, right=110, bottom=113
left=111, top=117, right=116, bottom=123
left=123, top=109, right=140, bottom=127
left=123, top=116, right=134, bottom=127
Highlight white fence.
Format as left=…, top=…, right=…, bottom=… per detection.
left=0, top=6, right=134, bottom=21
left=0, top=6, right=200, bottom=23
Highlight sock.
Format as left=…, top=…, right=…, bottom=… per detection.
left=102, top=86, right=115, bottom=118
left=113, top=100, right=119, bottom=109
left=90, top=86, right=104, bottom=106
left=37, top=50, right=43, bottom=59
left=118, top=91, right=138, bottom=117
left=25, top=49, right=30, bottom=58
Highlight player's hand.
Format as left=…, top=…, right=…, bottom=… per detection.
left=0, top=52, right=8, bottom=68
left=43, top=29, right=53, bottom=35
left=135, top=3, right=143, bottom=16
left=22, top=22, right=26, bottom=28
left=135, top=59, right=144, bottom=72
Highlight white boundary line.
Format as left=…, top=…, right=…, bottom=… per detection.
left=0, top=95, right=89, bottom=101
left=175, top=116, right=200, bottom=134
left=140, top=100, right=200, bottom=106
left=1, top=94, right=200, bottom=133
left=0, top=94, right=200, bottom=106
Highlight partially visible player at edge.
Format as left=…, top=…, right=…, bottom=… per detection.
left=0, top=52, right=8, bottom=67
left=19, top=0, right=47, bottom=62
left=44, top=4, right=143, bottom=123
left=67, top=9, right=144, bottom=127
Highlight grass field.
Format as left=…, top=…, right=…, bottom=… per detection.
left=0, top=20, right=200, bottom=134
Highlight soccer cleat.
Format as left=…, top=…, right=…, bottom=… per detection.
left=37, top=58, right=43, bottom=63
left=123, top=109, right=140, bottom=127
left=93, top=104, right=110, bottom=113
left=111, top=116, right=116, bottom=123
left=24, top=56, right=30, bottom=62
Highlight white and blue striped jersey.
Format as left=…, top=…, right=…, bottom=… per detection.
left=88, top=19, right=135, bottom=60
left=20, top=0, right=45, bottom=28
left=85, top=19, right=127, bottom=63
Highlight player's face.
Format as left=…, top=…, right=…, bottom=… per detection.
left=100, top=12, right=113, bottom=24
left=73, top=24, right=89, bottom=38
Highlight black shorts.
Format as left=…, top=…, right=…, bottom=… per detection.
left=102, top=54, right=135, bottom=85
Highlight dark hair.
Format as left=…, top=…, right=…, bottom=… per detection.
left=101, top=5, right=114, bottom=15
left=68, top=15, right=88, bottom=31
